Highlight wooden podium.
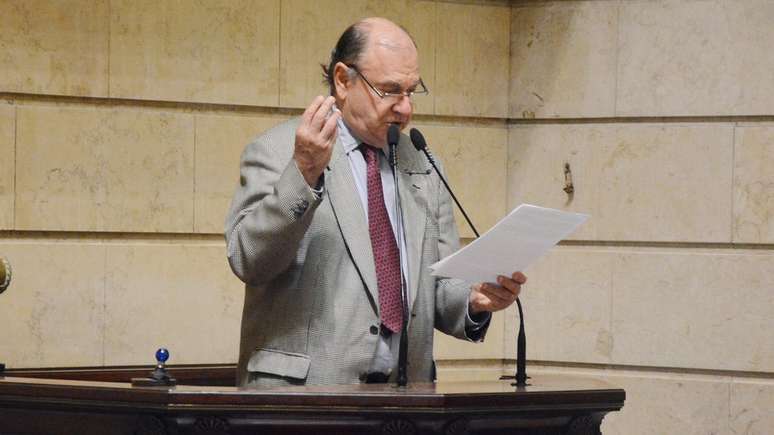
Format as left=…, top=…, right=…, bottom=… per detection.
left=0, top=366, right=625, bottom=435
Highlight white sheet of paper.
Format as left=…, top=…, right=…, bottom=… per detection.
left=430, top=204, right=589, bottom=283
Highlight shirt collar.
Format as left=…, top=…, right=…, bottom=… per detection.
left=336, top=115, right=363, bottom=155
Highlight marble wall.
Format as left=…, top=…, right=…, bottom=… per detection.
left=1, top=1, right=773, bottom=433
left=501, top=1, right=774, bottom=434
left=0, top=105, right=13, bottom=230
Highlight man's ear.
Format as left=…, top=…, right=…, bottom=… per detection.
left=333, top=62, right=351, bottom=99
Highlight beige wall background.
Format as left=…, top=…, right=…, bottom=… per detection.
left=1, top=0, right=773, bottom=433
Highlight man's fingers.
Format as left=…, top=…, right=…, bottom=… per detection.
left=301, top=95, right=325, bottom=124
left=478, top=283, right=514, bottom=304
left=320, top=110, right=339, bottom=143
left=512, top=271, right=527, bottom=285
left=478, top=290, right=510, bottom=309
left=310, top=96, right=336, bottom=130
left=496, top=276, right=523, bottom=297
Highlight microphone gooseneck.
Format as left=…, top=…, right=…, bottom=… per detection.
left=515, top=299, right=527, bottom=386
left=409, top=128, right=479, bottom=237
left=387, top=124, right=410, bottom=388
left=410, top=128, right=529, bottom=387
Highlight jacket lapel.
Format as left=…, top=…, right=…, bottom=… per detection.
left=395, top=134, right=428, bottom=313
left=325, top=139, right=380, bottom=313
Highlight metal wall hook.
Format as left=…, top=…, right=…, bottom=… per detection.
left=563, top=163, right=574, bottom=195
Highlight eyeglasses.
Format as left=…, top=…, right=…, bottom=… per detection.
left=346, top=65, right=429, bottom=101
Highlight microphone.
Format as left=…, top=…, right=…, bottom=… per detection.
left=387, top=123, right=410, bottom=388
left=409, top=128, right=529, bottom=387
left=0, top=257, right=10, bottom=294
left=387, top=124, right=400, bottom=168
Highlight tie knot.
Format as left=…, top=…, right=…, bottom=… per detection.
left=360, top=143, right=379, bottom=162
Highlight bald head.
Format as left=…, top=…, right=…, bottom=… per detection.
left=322, top=17, right=417, bottom=96
left=359, top=17, right=416, bottom=52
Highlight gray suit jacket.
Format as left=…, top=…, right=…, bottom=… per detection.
left=225, top=118, right=485, bottom=387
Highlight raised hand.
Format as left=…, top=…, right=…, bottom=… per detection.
left=294, top=95, right=340, bottom=187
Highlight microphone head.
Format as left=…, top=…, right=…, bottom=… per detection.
left=387, top=123, right=400, bottom=146
left=0, top=257, right=11, bottom=294
left=409, top=128, right=427, bottom=151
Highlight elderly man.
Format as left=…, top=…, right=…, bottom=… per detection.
left=225, top=17, right=526, bottom=387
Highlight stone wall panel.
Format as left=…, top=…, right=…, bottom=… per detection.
left=733, top=124, right=774, bottom=243
left=611, top=250, right=774, bottom=372
left=0, top=243, right=106, bottom=367
left=598, top=373, right=730, bottom=435
left=508, top=123, right=734, bottom=242
left=505, top=248, right=613, bottom=364
left=0, top=105, right=14, bottom=229
left=510, top=0, right=618, bottom=118
left=15, top=106, right=194, bottom=232
left=617, top=0, right=774, bottom=116
left=103, top=244, right=243, bottom=365
left=435, top=2, right=510, bottom=118
left=0, top=0, right=109, bottom=97
left=110, top=0, right=280, bottom=105
left=730, top=379, right=774, bottom=435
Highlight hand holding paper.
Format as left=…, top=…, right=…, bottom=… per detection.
left=469, top=271, right=528, bottom=315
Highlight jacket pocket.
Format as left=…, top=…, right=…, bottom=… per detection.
left=246, top=348, right=311, bottom=380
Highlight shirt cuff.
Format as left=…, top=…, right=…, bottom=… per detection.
left=465, top=304, right=491, bottom=341
left=309, top=173, right=325, bottom=198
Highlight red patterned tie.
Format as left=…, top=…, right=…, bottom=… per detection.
left=362, top=144, right=403, bottom=333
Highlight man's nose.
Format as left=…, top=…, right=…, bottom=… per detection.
left=392, top=95, right=413, bottom=117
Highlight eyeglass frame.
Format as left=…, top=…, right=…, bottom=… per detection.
left=345, top=64, right=429, bottom=100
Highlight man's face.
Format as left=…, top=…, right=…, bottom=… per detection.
left=336, top=40, right=420, bottom=148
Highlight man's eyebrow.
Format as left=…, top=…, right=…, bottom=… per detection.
left=380, top=80, right=403, bottom=89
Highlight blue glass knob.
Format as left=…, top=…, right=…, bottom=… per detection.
left=155, top=348, right=170, bottom=364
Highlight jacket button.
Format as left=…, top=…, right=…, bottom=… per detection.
left=369, top=325, right=379, bottom=335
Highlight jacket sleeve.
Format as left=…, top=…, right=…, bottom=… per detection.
left=224, top=120, right=323, bottom=286
left=431, top=159, right=491, bottom=342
